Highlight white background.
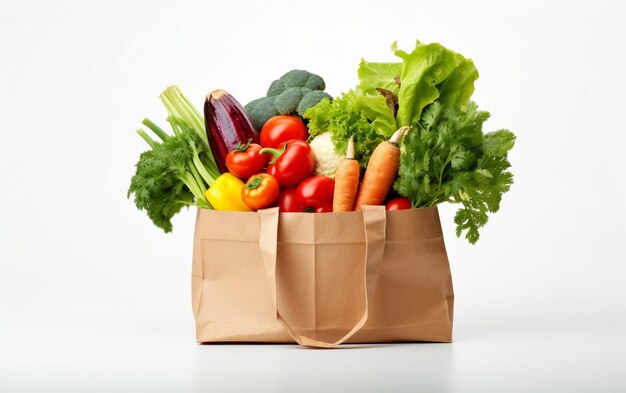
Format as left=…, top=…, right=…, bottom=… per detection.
left=1, top=0, right=625, bottom=391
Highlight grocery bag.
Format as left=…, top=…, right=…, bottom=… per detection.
left=191, top=205, right=454, bottom=347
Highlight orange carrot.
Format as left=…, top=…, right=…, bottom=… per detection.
left=354, top=127, right=410, bottom=211
left=333, top=136, right=360, bottom=212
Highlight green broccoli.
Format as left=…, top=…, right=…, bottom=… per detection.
left=297, top=90, right=332, bottom=117
left=274, top=87, right=310, bottom=115
left=244, top=69, right=332, bottom=129
left=278, top=69, right=326, bottom=91
left=266, top=80, right=286, bottom=97
left=245, top=96, right=278, bottom=130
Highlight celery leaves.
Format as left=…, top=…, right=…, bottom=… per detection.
left=128, top=86, right=219, bottom=233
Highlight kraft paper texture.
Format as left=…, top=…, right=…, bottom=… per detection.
left=192, top=206, right=454, bottom=347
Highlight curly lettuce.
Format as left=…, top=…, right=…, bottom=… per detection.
left=304, top=92, right=387, bottom=169
left=304, top=40, right=479, bottom=168
left=305, top=40, right=514, bottom=244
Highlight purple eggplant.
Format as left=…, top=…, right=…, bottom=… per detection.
left=204, top=90, right=260, bottom=173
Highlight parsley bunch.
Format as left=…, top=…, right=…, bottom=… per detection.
left=395, top=101, right=515, bottom=243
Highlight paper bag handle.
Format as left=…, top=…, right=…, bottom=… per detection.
left=258, top=205, right=387, bottom=348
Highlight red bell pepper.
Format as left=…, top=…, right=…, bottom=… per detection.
left=260, top=140, right=315, bottom=187
left=296, top=176, right=335, bottom=213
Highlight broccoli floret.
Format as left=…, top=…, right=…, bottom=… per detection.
left=280, top=70, right=312, bottom=88
left=266, top=80, right=285, bottom=97
left=247, top=96, right=277, bottom=130
left=280, top=70, right=326, bottom=91
left=275, top=87, right=310, bottom=115
left=303, top=74, right=325, bottom=91
left=245, top=69, right=330, bottom=129
left=267, top=70, right=326, bottom=96
left=244, top=97, right=264, bottom=114
left=297, top=90, right=333, bottom=117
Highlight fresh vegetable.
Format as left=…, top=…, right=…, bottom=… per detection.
left=357, top=60, right=402, bottom=96
left=129, top=40, right=515, bottom=245
left=385, top=197, right=412, bottom=210
left=267, top=69, right=326, bottom=94
left=244, top=70, right=332, bottom=129
left=394, top=102, right=515, bottom=243
left=304, top=91, right=391, bottom=169
left=354, top=127, right=409, bottom=210
left=297, top=90, right=331, bottom=117
left=332, top=137, right=360, bottom=212
left=296, top=176, right=335, bottom=213
left=309, top=132, right=343, bottom=177
left=260, top=116, right=308, bottom=148
left=225, top=140, right=269, bottom=179
left=304, top=39, right=513, bottom=242
left=304, top=41, right=478, bottom=168
left=205, top=173, right=251, bottom=211
left=261, top=140, right=316, bottom=187
left=128, top=86, right=220, bottom=233
left=205, top=89, right=260, bottom=173
left=241, top=173, right=280, bottom=211
left=392, top=41, right=478, bottom=126
left=277, top=187, right=305, bottom=212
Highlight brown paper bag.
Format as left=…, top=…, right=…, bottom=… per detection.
left=192, top=205, right=453, bottom=347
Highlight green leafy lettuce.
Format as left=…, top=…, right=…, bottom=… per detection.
left=357, top=60, right=402, bottom=96
left=392, top=41, right=478, bottom=126
left=305, top=92, right=387, bottom=169
left=305, top=40, right=478, bottom=168
left=305, top=40, right=514, bottom=243
left=394, top=102, right=515, bottom=243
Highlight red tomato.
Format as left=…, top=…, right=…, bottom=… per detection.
left=385, top=197, right=412, bottom=210
left=296, top=176, right=335, bottom=213
left=260, top=116, right=308, bottom=148
left=277, top=187, right=305, bottom=212
left=225, top=142, right=270, bottom=179
left=241, top=174, right=280, bottom=211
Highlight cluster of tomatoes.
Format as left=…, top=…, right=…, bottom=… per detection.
left=225, top=115, right=413, bottom=213
left=226, top=116, right=334, bottom=212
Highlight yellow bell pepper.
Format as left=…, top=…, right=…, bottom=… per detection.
left=206, top=173, right=251, bottom=211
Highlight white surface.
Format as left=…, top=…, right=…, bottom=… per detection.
left=1, top=0, right=626, bottom=392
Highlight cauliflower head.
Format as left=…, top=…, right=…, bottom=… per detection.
left=309, top=132, right=344, bottom=178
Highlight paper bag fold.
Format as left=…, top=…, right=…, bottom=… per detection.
left=192, top=206, right=453, bottom=345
